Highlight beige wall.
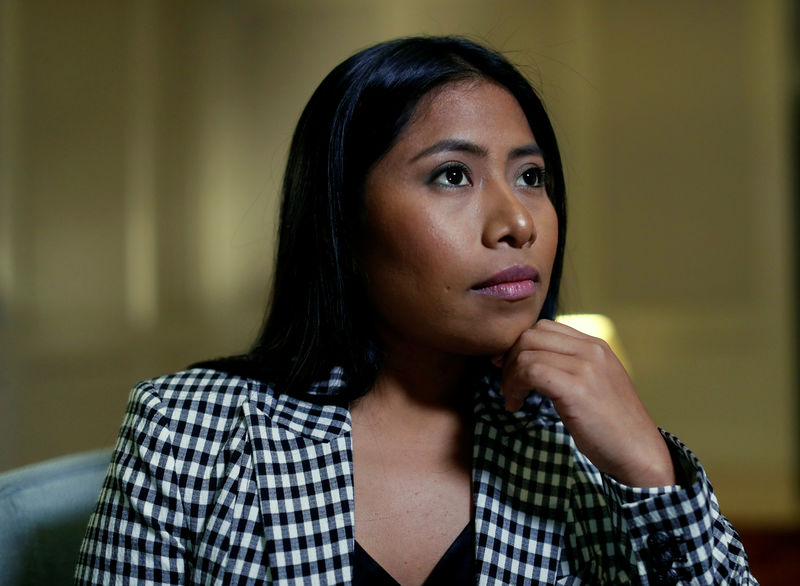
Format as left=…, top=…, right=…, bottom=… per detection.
left=1, top=0, right=796, bottom=525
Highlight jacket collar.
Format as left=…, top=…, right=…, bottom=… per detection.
left=243, top=376, right=354, bottom=583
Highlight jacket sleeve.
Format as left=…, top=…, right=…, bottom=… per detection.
left=75, top=382, right=188, bottom=585
left=601, top=430, right=758, bottom=586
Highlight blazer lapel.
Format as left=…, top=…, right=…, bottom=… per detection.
left=473, top=384, right=575, bottom=585
left=243, top=382, right=354, bottom=584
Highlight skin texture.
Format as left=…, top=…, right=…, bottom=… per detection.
left=351, top=80, right=674, bottom=586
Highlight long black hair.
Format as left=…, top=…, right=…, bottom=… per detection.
left=200, top=36, right=567, bottom=401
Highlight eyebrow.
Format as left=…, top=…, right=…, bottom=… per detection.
left=409, top=139, right=543, bottom=162
left=509, top=144, right=543, bottom=159
left=410, top=139, right=486, bottom=162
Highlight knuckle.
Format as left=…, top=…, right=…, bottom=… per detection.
left=577, top=363, right=592, bottom=378
left=526, top=361, right=547, bottom=382
left=587, top=339, right=609, bottom=360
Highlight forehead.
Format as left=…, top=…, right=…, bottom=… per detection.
left=401, top=79, right=535, bottom=144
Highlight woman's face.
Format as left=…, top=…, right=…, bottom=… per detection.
left=361, top=80, right=559, bottom=358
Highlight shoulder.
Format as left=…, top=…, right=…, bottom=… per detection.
left=124, top=366, right=350, bottom=452
left=132, top=368, right=253, bottom=414
left=125, top=368, right=259, bottom=434
left=119, top=368, right=276, bottom=475
left=114, top=369, right=271, bottom=515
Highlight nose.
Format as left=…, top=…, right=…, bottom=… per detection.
left=481, top=181, right=536, bottom=248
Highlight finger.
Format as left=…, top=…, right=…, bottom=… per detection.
left=504, top=367, right=584, bottom=414
left=500, top=349, right=561, bottom=411
left=501, top=350, right=579, bottom=402
left=503, top=326, right=597, bottom=369
left=537, top=318, right=597, bottom=341
left=497, top=320, right=582, bottom=368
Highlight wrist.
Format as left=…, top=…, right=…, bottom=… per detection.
left=615, top=441, right=678, bottom=489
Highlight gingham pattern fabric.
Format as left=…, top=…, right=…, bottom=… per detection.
left=75, top=368, right=756, bottom=585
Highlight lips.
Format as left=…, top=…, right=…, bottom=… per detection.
left=472, top=265, right=539, bottom=289
left=471, top=265, right=539, bottom=300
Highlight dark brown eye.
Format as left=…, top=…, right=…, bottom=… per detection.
left=517, top=167, right=546, bottom=188
left=431, top=164, right=470, bottom=187
left=445, top=168, right=465, bottom=185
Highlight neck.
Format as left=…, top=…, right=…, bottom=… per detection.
left=380, top=337, right=476, bottom=399
left=351, top=341, right=480, bottom=438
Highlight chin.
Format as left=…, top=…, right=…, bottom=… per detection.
left=494, top=317, right=538, bottom=350
left=457, top=327, right=533, bottom=357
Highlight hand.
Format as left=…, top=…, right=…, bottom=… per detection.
left=494, top=319, right=676, bottom=488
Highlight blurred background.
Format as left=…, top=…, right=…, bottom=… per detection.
left=0, top=0, right=797, bottom=553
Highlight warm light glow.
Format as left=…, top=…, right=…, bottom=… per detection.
left=555, top=313, right=632, bottom=374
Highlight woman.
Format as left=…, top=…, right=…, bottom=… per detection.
left=76, top=36, right=756, bottom=585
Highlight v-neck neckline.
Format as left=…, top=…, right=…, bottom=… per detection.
left=352, top=522, right=474, bottom=585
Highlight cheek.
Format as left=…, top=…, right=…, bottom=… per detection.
left=365, top=198, right=470, bottom=272
left=533, top=203, right=560, bottom=290
left=365, top=225, right=461, bottom=296
left=539, top=203, right=560, bottom=259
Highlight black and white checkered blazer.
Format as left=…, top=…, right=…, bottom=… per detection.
left=75, top=367, right=756, bottom=585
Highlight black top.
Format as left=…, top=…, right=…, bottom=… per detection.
left=353, top=523, right=474, bottom=585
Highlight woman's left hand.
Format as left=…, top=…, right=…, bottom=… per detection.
left=494, top=319, right=676, bottom=488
